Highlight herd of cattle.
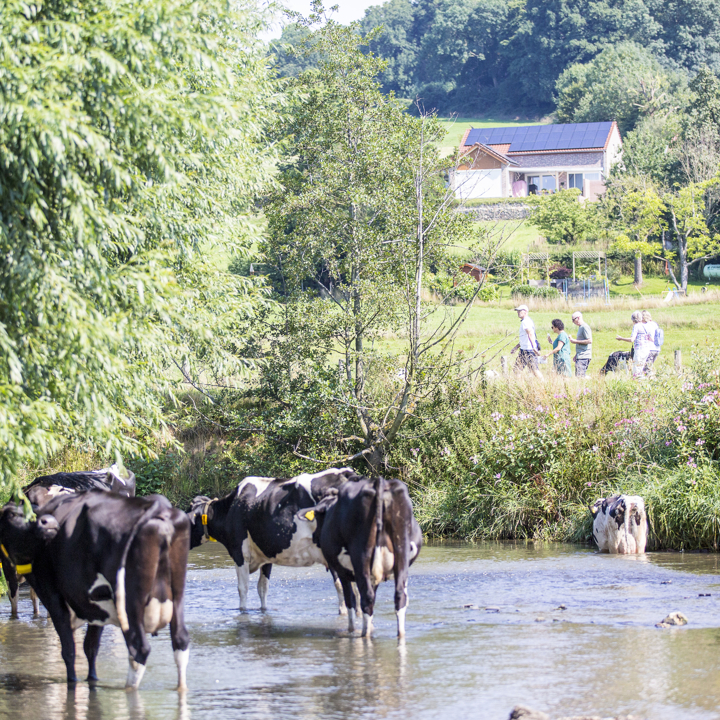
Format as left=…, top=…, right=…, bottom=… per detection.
left=0, top=464, right=646, bottom=693
left=0, top=466, right=422, bottom=691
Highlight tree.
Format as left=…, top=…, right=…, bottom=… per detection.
left=0, top=0, right=278, bottom=485
left=528, top=190, right=600, bottom=245
left=259, top=14, right=504, bottom=473
left=555, top=42, right=687, bottom=134
left=662, top=180, right=720, bottom=291
left=605, top=180, right=665, bottom=285
left=619, top=113, right=683, bottom=184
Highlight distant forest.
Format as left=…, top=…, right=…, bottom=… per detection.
left=271, top=0, right=720, bottom=118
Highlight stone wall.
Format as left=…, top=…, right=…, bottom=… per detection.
left=458, top=203, right=531, bottom=221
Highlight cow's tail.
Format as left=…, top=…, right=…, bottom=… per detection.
left=371, top=477, right=386, bottom=586
left=116, top=499, right=162, bottom=633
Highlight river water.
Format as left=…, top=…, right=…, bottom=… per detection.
left=2, top=541, right=720, bottom=720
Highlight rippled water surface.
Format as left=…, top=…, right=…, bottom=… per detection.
left=3, top=541, right=720, bottom=720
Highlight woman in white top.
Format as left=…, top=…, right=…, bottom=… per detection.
left=616, top=311, right=651, bottom=379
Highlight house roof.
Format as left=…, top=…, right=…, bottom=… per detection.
left=463, top=122, right=615, bottom=154
left=462, top=142, right=518, bottom=166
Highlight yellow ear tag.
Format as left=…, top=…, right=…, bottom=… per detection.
left=208, top=536, right=217, bottom=542
left=201, top=514, right=208, bottom=526
left=16, top=563, right=32, bottom=575
left=0, top=544, right=9, bottom=559
left=305, top=510, right=315, bottom=521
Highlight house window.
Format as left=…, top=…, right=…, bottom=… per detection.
left=568, top=172, right=601, bottom=192
left=541, top=175, right=556, bottom=192
left=527, top=175, right=557, bottom=194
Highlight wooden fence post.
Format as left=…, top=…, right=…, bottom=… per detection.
left=674, top=350, right=682, bottom=373
left=500, top=356, right=508, bottom=375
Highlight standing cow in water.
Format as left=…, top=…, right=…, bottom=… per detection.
left=0, top=492, right=190, bottom=689
left=187, top=468, right=359, bottom=612
left=303, top=475, right=423, bottom=637
left=590, top=495, right=647, bottom=553
left=1, top=465, right=136, bottom=617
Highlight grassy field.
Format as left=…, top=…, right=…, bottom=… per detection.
left=378, top=291, right=720, bottom=376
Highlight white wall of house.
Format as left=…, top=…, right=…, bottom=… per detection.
left=454, top=169, right=503, bottom=199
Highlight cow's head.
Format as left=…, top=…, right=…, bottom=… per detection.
left=187, top=496, right=214, bottom=549
left=296, top=489, right=339, bottom=543
left=0, top=503, right=59, bottom=569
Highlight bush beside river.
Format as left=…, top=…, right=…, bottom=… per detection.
left=5, top=350, right=720, bottom=554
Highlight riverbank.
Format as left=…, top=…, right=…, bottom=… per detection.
left=7, top=347, right=718, bottom=554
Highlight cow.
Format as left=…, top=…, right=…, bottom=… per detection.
left=0, top=491, right=190, bottom=689
left=1, top=465, right=136, bottom=618
left=187, top=468, right=359, bottom=613
left=590, top=494, right=647, bottom=554
left=23, top=464, right=136, bottom=506
left=301, top=475, right=423, bottom=638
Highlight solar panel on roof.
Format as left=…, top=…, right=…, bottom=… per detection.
left=462, top=121, right=612, bottom=150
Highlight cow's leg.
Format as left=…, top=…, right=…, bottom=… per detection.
left=84, top=625, right=104, bottom=682
left=394, top=567, right=410, bottom=638
left=354, top=567, right=377, bottom=638
left=235, top=563, right=250, bottom=610
left=257, top=564, right=271, bottom=611
left=351, top=582, right=362, bottom=618
left=1, top=558, right=19, bottom=617
left=122, top=526, right=160, bottom=690
left=329, top=567, right=347, bottom=615
left=334, top=566, right=357, bottom=632
left=30, top=587, right=40, bottom=615
left=42, top=592, right=78, bottom=683
left=169, top=525, right=191, bottom=691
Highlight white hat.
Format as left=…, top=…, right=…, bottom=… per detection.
left=514, top=304, right=529, bottom=312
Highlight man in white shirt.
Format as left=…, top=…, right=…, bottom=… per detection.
left=642, top=310, right=660, bottom=374
left=510, top=304, right=542, bottom=378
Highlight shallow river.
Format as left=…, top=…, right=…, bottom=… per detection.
left=2, top=541, right=720, bottom=720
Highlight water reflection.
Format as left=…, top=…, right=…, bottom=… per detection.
left=2, top=542, right=720, bottom=720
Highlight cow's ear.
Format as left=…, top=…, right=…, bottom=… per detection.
left=299, top=495, right=337, bottom=522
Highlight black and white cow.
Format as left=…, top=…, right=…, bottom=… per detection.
left=302, top=475, right=423, bottom=637
left=0, top=491, right=190, bottom=689
left=1, top=465, right=136, bottom=618
left=23, top=464, right=136, bottom=506
left=590, top=494, right=647, bottom=553
left=187, top=468, right=359, bottom=612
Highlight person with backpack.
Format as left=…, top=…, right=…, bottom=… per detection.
left=510, top=304, right=543, bottom=378
left=642, top=310, right=663, bottom=374
left=616, top=311, right=651, bottom=379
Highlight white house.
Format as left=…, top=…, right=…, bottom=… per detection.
left=452, top=121, right=623, bottom=201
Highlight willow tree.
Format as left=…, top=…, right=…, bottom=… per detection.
left=0, top=0, right=279, bottom=484
left=260, top=12, right=504, bottom=473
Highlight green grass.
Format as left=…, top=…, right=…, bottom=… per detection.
left=449, top=220, right=545, bottom=257
left=378, top=294, right=720, bottom=376
left=610, top=275, right=720, bottom=297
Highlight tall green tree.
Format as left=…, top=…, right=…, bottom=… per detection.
left=555, top=43, right=687, bottom=134
left=528, top=190, right=599, bottom=245
left=261, top=16, right=493, bottom=472
left=0, top=0, right=278, bottom=484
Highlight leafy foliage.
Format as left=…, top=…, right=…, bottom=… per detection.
left=555, top=43, right=687, bottom=134
left=528, top=190, right=600, bottom=244
left=0, top=0, right=278, bottom=485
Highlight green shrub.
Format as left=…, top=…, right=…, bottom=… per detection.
left=510, top=285, right=562, bottom=299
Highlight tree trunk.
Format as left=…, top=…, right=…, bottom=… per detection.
left=633, top=254, right=643, bottom=286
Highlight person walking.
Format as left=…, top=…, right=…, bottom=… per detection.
left=542, top=319, right=572, bottom=377
left=569, top=311, right=592, bottom=377
left=642, top=310, right=662, bottom=374
left=510, top=304, right=542, bottom=378
left=616, top=311, right=651, bottom=379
